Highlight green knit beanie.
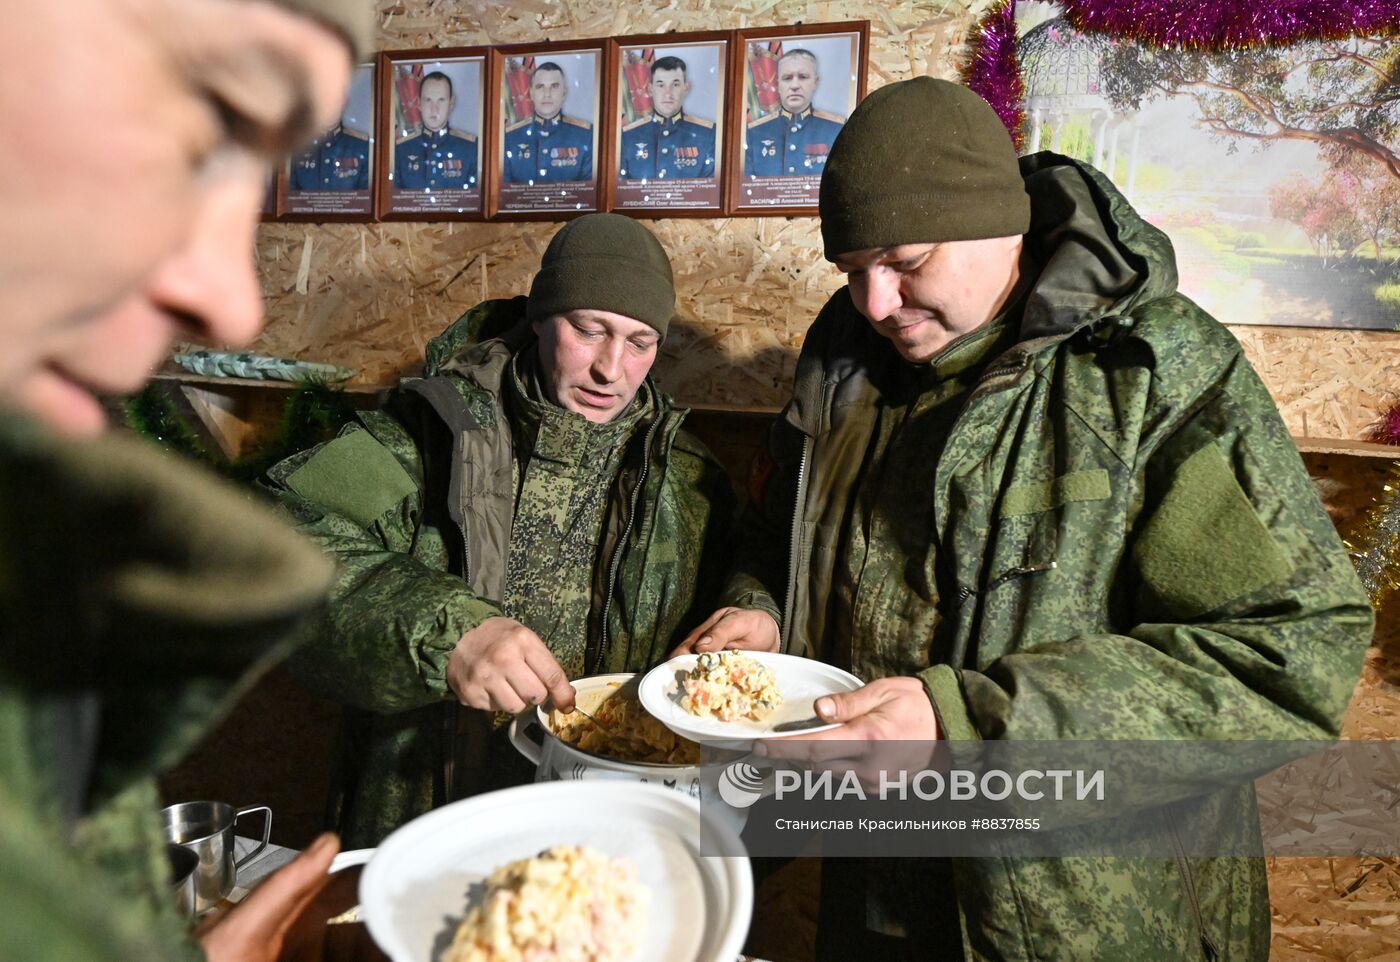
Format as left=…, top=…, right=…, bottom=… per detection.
left=527, top=213, right=676, bottom=336
left=819, top=77, right=1030, bottom=260
left=274, top=0, right=373, bottom=60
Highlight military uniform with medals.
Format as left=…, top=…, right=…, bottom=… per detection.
left=618, top=111, right=716, bottom=181
left=290, top=123, right=370, bottom=190
left=743, top=107, right=845, bottom=177
left=502, top=113, right=594, bottom=184
left=393, top=126, right=478, bottom=191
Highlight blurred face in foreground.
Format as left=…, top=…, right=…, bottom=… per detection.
left=533, top=310, right=660, bottom=423
left=0, top=0, right=352, bottom=435
left=835, top=237, right=1024, bottom=363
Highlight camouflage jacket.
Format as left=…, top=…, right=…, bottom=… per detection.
left=723, top=154, right=1373, bottom=960
left=266, top=297, right=734, bottom=847
left=0, top=416, right=333, bottom=962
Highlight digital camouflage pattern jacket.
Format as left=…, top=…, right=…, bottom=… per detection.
left=266, top=297, right=734, bottom=847
left=0, top=416, right=333, bottom=962
left=723, top=153, right=1372, bottom=961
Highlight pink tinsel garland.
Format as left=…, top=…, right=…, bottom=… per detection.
left=964, top=0, right=1400, bottom=143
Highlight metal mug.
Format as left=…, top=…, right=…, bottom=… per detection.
left=161, top=801, right=272, bottom=913
left=166, top=842, right=199, bottom=917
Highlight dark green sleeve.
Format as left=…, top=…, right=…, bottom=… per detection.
left=263, top=414, right=500, bottom=714
left=926, top=355, right=1371, bottom=752
left=664, top=433, right=739, bottom=647
left=719, top=413, right=802, bottom=650
left=0, top=784, right=203, bottom=962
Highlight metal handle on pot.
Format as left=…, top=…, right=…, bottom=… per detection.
left=508, top=715, right=543, bottom=765
left=233, top=805, right=272, bottom=870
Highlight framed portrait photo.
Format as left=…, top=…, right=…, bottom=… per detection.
left=604, top=32, right=730, bottom=216
left=378, top=48, right=488, bottom=220
left=490, top=42, right=604, bottom=218
left=281, top=61, right=376, bottom=220
left=730, top=22, right=868, bottom=215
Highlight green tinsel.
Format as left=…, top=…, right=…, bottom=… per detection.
left=124, top=382, right=356, bottom=483
left=1344, top=460, right=1400, bottom=609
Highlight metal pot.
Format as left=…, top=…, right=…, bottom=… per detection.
left=508, top=673, right=703, bottom=798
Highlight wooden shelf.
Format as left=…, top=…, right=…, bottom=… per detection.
left=151, top=371, right=391, bottom=394
left=146, top=373, right=1400, bottom=462
left=683, top=401, right=783, bottom=417
left=149, top=370, right=388, bottom=459
left=1291, top=436, right=1400, bottom=459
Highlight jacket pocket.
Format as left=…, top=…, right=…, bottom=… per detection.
left=962, top=469, right=1112, bottom=603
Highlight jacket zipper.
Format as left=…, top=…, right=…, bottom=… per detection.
left=445, top=459, right=474, bottom=804
left=595, top=417, right=662, bottom=674
left=955, top=561, right=1058, bottom=605
left=1168, top=810, right=1221, bottom=961
left=780, top=433, right=812, bottom=653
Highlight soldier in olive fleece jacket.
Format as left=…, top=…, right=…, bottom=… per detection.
left=712, top=80, right=1372, bottom=960
left=265, top=228, right=734, bottom=847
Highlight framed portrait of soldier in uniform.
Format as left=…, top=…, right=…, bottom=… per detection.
left=281, top=61, right=376, bottom=221
left=377, top=48, right=489, bottom=221
left=602, top=32, right=731, bottom=217
left=730, top=22, right=868, bottom=216
left=489, top=41, right=604, bottom=219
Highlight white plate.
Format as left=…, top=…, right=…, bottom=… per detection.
left=639, top=651, right=864, bottom=743
left=329, top=848, right=375, bottom=873
left=358, top=781, right=751, bottom=962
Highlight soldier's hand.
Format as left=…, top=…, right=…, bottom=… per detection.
left=447, top=616, right=576, bottom=713
left=752, top=678, right=941, bottom=790
left=197, top=832, right=338, bottom=962
left=762, top=677, right=940, bottom=748
left=673, top=606, right=781, bottom=656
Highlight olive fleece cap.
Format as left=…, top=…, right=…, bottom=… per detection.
left=819, top=77, right=1031, bottom=260
left=274, top=0, right=373, bottom=60
left=527, top=214, right=677, bottom=336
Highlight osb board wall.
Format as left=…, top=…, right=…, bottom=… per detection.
left=252, top=0, right=1400, bottom=439
left=252, top=0, right=976, bottom=412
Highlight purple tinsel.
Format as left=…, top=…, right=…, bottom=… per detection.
left=1374, top=403, right=1400, bottom=447
left=965, top=0, right=1400, bottom=141
left=965, top=0, right=1024, bottom=149
left=1067, top=0, right=1400, bottom=48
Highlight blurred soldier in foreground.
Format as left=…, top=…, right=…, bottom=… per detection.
left=0, top=0, right=370, bottom=959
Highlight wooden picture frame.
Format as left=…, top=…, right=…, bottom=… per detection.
left=728, top=22, right=869, bottom=217
left=488, top=40, right=606, bottom=220
left=279, top=61, right=377, bottom=222
left=260, top=174, right=279, bottom=223
left=601, top=31, right=732, bottom=218
left=376, top=47, right=490, bottom=222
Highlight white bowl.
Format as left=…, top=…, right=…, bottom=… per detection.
left=358, top=781, right=751, bottom=962
left=639, top=651, right=864, bottom=744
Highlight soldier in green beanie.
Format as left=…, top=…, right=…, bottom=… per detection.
left=686, top=77, right=1370, bottom=960
left=264, top=213, right=734, bottom=847
left=0, top=1, right=369, bottom=961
